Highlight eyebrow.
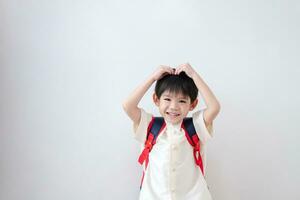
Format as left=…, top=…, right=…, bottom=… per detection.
left=162, top=94, right=188, bottom=99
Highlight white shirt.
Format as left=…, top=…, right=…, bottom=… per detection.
left=133, top=108, right=214, bottom=200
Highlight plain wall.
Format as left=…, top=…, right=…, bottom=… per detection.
left=1, top=0, right=299, bottom=199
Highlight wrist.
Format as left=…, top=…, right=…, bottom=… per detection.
left=148, top=74, right=157, bottom=83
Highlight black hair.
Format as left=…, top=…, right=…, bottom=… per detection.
left=154, top=72, right=198, bottom=102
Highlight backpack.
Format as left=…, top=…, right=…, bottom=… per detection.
left=138, top=116, right=204, bottom=190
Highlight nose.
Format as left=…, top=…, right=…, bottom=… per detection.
left=169, top=100, right=178, bottom=110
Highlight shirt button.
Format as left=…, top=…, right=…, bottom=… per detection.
left=171, top=189, right=175, bottom=193
left=172, top=145, right=177, bottom=150
left=172, top=168, right=176, bottom=172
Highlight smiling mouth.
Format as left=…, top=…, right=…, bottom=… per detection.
left=166, top=112, right=180, bottom=117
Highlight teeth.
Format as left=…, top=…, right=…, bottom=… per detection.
left=167, top=112, right=179, bottom=116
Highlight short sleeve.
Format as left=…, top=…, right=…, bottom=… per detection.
left=133, top=108, right=153, bottom=143
left=192, top=109, right=214, bottom=144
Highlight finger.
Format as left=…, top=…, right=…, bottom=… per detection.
left=175, top=67, right=182, bottom=75
left=162, top=65, right=171, bottom=70
left=167, top=66, right=174, bottom=74
left=165, top=66, right=173, bottom=74
left=160, top=65, right=169, bottom=72
left=177, top=69, right=183, bottom=75
left=161, top=66, right=173, bottom=76
left=160, top=65, right=170, bottom=70
left=175, top=63, right=185, bottom=71
left=176, top=64, right=185, bottom=68
left=174, top=67, right=179, bottom=75
left=176, top=67, right=184, bottom=75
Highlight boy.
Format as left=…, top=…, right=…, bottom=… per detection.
left=122, top=63, right=221, bottom=200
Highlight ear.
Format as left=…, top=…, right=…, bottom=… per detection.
left=189, top=99, right=198, bottom=111
left=152, top=93, right=160, bottom=106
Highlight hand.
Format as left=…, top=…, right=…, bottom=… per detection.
left=151, top=65, right=175, bottom=81
left=174, top=62, right=197, bottom=79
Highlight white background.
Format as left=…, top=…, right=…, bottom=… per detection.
left=1, top=0, right=299, bottom=199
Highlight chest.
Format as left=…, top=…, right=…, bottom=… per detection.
left=148, top=129, right=195, bottom=165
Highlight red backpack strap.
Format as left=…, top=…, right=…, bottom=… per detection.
left=138, top=117, right=166, bottom=190
left=138, top=117, right=166, bottom=166
left=181, top=118, right=204, bottom=176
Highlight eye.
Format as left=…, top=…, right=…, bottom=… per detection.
left=164, top=98, right=171, bottom=101
left=179, top=100, right=187, bottom=103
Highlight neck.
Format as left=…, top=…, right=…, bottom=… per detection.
left=165, top=120, right=183, bottom=128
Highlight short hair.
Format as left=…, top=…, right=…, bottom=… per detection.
left=154, top=72, right=198, bottom=102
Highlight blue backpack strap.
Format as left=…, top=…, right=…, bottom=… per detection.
left=138, top=117, right=166, bottom=165
left=182, top=117, right=204, bottom=176
left=183, top=117, right=197, bottom=143
left=147, top=117, right=165, bottom=142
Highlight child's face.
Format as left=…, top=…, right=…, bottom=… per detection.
left=153, top=90, right=198, bottom=125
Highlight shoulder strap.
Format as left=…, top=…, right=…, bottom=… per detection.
left=138, top=116, right=166, bottom=190
left=138, top=117, right=166, bottom=165
left=182, top=117, right=197, bottom=145
left=147, top=117, right=165, bottom=142
left=182, top=117, right=205, bottom=176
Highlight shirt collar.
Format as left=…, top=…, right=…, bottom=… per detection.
left=165, top=120, right=183, bottom=133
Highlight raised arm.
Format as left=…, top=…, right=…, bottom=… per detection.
left=122, top=66, right=174, bottom=126
left=175, top=63, right=221, bottom=128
